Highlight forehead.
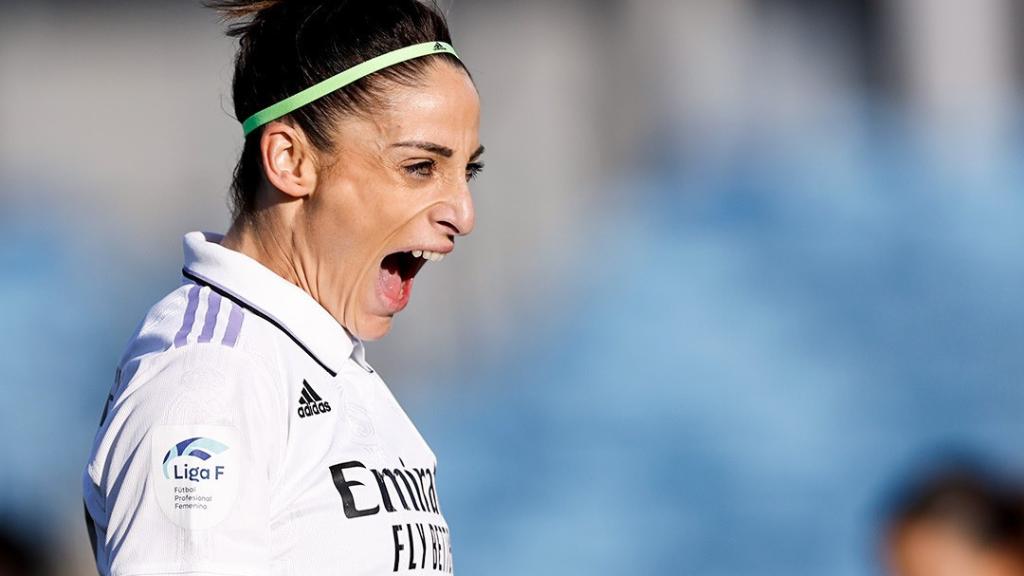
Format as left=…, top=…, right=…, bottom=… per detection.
left=354, top=63, right=480, bottom=149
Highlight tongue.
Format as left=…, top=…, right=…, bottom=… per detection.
left=379, top=261, right=404, bottom=303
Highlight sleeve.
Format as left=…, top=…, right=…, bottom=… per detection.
left=88, top=343, right=286, bottom=576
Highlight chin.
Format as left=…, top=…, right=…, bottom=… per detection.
left=350, top=315, right=393, bottom=341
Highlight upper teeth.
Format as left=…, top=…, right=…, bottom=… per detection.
left=412, top=250, right=445, bottom=262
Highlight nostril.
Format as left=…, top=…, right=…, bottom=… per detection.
left=439, top=220, right=461, bottom=235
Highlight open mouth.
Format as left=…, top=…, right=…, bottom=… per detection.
left=377, top=250, right=431, bottom=311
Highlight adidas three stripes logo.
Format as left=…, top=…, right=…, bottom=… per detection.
left=174, top=284, right=244, bottom=349
left=298, top=380, right=331, bottom=419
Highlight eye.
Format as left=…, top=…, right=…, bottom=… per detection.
left=466, top=162, right=485, bottom=182
left=404, top=160, right=435, bottom=178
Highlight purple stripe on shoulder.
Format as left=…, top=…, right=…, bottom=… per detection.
left=221, top=302, right=244, bottom=348
left=173, top=284, right=201, bottom=348
left=198, top=291, right=222, bottom=344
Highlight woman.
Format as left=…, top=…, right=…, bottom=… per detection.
left=82, top=1, right=483, bottom=574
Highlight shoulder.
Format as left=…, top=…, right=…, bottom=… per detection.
left=87, top=283, right=291, bottom=479
left=124, top=282, right=252, bottom=362
left=110, top=281, right=295, bottom=428
left=120, top=281, right=288, bottom=387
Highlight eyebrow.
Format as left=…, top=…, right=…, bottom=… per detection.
left=391, top=140, right=486, bottom=161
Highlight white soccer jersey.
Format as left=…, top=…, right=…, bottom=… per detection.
left=83, top=231, right=454, bottom=576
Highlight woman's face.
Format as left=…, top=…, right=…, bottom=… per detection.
left=300, top=62, right=482, bottom=341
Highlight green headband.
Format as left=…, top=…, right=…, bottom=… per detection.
left=241, top=41, right=460, bottom=136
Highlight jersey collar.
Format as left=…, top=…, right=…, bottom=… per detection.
left=181, top=230, right=372, bottom=376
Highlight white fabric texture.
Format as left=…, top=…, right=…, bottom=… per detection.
left=83, top=231, right=454, bottom=576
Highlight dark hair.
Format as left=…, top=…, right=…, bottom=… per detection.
left=206, top=0, right=468, bottom=219
left=887, top=466, right=1024, bottom=551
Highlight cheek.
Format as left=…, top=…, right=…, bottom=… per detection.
left=308, top=181, right=382, bottom=255
left=336, top=174, right=405, bottom=232
left=357, top=189, right=433, bottom=248
left=359, top=182, right=421, bottom=226
left=309, top=172, right=432, bottom=281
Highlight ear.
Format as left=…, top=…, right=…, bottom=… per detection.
left=258, top=120, right=318, bottom=199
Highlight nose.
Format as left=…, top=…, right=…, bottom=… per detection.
left=433, top=181, right=475, bottom=237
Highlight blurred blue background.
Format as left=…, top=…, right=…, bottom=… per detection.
left=2, top=1, right=1024, bottom=574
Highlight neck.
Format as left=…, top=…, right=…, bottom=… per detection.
left=221, top=212, right=314, bottom=299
